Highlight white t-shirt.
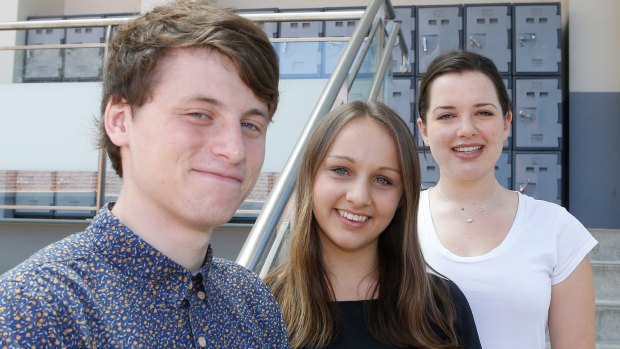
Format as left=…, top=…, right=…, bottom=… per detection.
left=418, top=190, right=597, bottom=349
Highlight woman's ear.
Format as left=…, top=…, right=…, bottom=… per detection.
left=104, top=96, right=132, bottom=147
left=416, top=117, right=429, bottom=146
left=503, top=111, right=513, bottom=139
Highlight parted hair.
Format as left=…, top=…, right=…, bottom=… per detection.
left=417, top=50, right=512, bottom=124
left=98, top=0, right=279, bottom=177
left=265, top=100, right=459, bottom=348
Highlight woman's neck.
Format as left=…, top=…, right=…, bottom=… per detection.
left=322, top=246, right=379, bottom=301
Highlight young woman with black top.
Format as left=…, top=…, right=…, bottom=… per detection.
left=265, top=101, right=481, bottom=348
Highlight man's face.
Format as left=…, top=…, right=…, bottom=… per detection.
left=112, top=48, right=269, bottom=233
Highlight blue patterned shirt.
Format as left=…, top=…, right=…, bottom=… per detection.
left=0, top=204, right=289, bottom=348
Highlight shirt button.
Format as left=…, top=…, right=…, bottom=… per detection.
left=197, top=291, right=206, bottom=300
left=198, top=336, right=207, bottom=347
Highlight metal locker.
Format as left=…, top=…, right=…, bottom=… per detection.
left=465, top=4, right=511, bottom=73
left=419, top=152, right=440, bottom=189
left=514, top=78, right=562, bottom=149
left=278, top=9, right=323, bottom=78
left=495, top=151, right=512, bottom=189
left=323, top=7, right=373, bottom=77
left=389, top=76, right=415, bottom=133
left=23, top=17, right=65, bottom=81
left=392, top=6, right=415, bottom=74
left=513, top=4, right=561, bottom=74
left=64, top=16, right=105, bottom=81
left=236, top=9, right=279, bottom=38
left=416, top=6, right=462, bottom=75
left=513, top=152, right=561, bottom=204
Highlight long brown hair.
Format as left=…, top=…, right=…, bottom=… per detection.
left=265, top=101, right=458, bottom=348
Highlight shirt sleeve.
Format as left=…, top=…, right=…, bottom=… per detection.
left=0, top=279, right=79, bottom=348
left=551, top=207, right=598, bottom=285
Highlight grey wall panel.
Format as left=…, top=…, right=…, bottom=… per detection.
left=568, top=92, right=620, bottom=228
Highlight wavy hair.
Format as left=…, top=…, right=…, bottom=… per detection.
left=265, top=100, right=459, bottom=348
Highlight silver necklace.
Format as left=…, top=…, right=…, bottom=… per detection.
left=435, top=182, right=499, bottom=223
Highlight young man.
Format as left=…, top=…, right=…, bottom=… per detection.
left=0, top=1, right=287, bottom=347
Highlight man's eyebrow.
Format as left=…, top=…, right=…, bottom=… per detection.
left=192, top=96, right=269, bottom=120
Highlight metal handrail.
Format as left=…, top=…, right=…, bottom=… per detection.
left=368, top=21, right=401, bottom=100
left=236, top=0, right=394, bottom=272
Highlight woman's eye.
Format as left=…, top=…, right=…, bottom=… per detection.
left=376, top=177, right=392, bottom=185
left=437, top=113, right=453, bottom=120
left=330, top=167, right=348, bottom=176
left=478, top=110, right=494, bottom=117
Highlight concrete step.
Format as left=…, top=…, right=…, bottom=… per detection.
left=593, top=261, right=620, bottom=301
left=597, top=301, right=620, bottom=343
left=590, top=229, right=620, bottom=262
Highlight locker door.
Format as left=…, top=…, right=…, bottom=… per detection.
left=279, top=9, right=323, bottom=78
left=513, top=4, right=561, bottom=74
left=390, top=76, right=415, bottom=133
left=419, top=152, right=440, bottom=189
left=495, top=151, right=512, bottom=189
left=465, top=4, right=511, bottom=73
left=514, top=152, right=562, bottom=204
left=416, top=6, right=462, bottom=74
left=392, top=6, right=415, bottom=74
left=24, top=17, right=65, bottom=81
left=64, top=16, right=105, bottom=81
left=514, top=78, right=562, bottom=149
left=324, top=7, right=371, bottom=77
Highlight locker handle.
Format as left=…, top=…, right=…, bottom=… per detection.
left=469, top=36, right=482, bottom=48
left=518, top=179, right=530, bottom=193
left=423, top=36, right=428, bottom=52
left=519, top=34, right=536, bottom=46
left=519, top=110, right=535, bottom=120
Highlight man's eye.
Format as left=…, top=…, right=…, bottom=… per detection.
left=241, top=122, right=259, bottom=131
left=190, top=112, right=210, bottom=120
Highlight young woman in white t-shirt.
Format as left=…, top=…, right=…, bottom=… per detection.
left=416, top=50, right=597, bottom=349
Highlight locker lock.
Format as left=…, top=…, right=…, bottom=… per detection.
left=518, top=34, right=536, bottom=46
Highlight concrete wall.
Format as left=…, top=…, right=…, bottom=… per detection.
left=567, top=0, right=620, bottom=228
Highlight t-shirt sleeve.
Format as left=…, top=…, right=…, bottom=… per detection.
left=447, top=280, right=482, bottom=349
left=551, top=207, right=598, bottom=285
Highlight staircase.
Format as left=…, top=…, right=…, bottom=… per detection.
left=592, top=229, right=620, bottom=349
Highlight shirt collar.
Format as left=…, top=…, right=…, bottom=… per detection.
left=88, top=203, right=215, bottom=306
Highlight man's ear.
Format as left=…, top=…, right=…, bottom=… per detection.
left=416, top=117, right=430, bottom=146
left=104, top=97, right=132, bottom=147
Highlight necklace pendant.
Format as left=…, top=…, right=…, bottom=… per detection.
left=465, top=217, right=473, bottom=223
